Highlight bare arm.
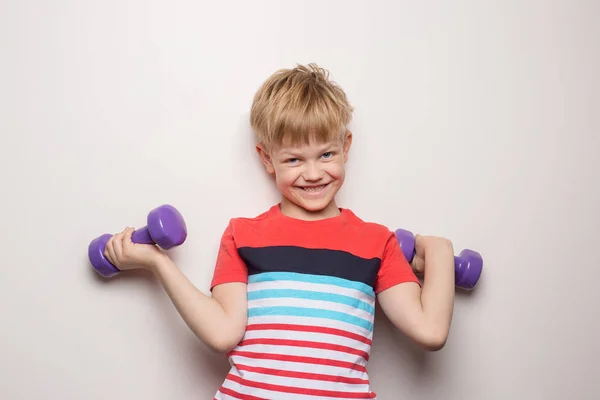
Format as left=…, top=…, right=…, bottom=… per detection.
left=151, top=256, right=248, bottom=353
left=378, top=236, right=455, bottom=351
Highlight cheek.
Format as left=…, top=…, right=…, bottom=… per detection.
left=326, top=163, right=345, bottom=180
left=274, top=168, right=298, bottom=188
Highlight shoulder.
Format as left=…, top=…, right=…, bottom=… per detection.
left=338, top=208, right=397, bottom=259
left=341, top=208, right=395, bottom=239
left=229, top=204, right=277, bottom=224
left=224, top=204, right=280, bottom=238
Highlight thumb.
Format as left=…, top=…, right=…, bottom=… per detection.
left=413, top=234, right=426, bottom=255
left=414, top=233, right=421, bottom=247
left=123, top=226, right=135, bottom=244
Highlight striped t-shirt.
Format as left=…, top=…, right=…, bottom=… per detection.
left=210, top=204, right=420, bottom=399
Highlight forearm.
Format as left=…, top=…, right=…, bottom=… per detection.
left=419, top=247, right=455, bottom=344
left=151, top=256, right=245, bottom=352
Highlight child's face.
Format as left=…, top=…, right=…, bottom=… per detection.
left=257, top=131, right=352, bottom=218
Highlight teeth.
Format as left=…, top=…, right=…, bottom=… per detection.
left=303, top=185, right=326, bottom=192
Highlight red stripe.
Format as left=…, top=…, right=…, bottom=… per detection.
left=228, top=350, right=367, bottom=373
left=236, top=364, right=370, bottom=384
left=218, top=386, right=267, bottom=400
left=238, top=338, right=369, bottom=361
left=246, top=323, right=372, bottom=345
left=226, top=373, right=376, bottom=398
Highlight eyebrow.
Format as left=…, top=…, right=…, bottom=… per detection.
left=279, top=142, right=339, bottom=155
left=318, top=142, right=339, bottom=151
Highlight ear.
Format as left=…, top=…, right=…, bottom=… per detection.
left=256, top=144, right=275, bottom=174
left=342, top=130, right=353, bottom=163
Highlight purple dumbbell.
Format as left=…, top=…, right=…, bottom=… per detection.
left=394, top=228, right=483, bottom=290
left=88, top=204, right=187, bottom=278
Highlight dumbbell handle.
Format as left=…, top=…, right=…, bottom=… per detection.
left=404, top=247, right=465, bottom=271
left=130, top=226, right=155, bottom=245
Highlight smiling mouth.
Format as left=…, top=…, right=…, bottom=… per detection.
left=298, top=183, right=329, bottom=192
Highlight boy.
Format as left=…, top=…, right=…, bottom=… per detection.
left=103, top=63, right=455, bottom=399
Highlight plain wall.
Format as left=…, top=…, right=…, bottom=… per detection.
left=1, top=0, right=599, bottom=399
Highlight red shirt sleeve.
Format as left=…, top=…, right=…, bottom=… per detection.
left=210, top=220, right=248, bottom=291
left=374, top=232, right=421, bottom=294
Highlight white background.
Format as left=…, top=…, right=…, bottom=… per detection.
left=1, top=1, right=599, bottom=399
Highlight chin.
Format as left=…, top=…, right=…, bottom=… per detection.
left=296, top=193, right=338, bottom=213
left=301, top=201, right=331, bottom=212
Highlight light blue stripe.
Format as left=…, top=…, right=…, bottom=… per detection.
left=247, top=289, right=375, bottom=315
left=248, top=271, right=375, bottom=297
left=248, top=306, right=374, bottom=332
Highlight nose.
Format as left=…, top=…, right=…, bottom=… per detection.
left=302, top=161, right=323, bottom=182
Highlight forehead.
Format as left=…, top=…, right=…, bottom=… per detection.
left=272, top=137, right=341, bottom=154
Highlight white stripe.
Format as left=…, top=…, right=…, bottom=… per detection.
left=233, top=369, right=372, bottom=394
left=248, top=279, right=375, bottom=305
left=220, top=378, right=313, bottom=400
left=234, top=343, right=367, bottom=366
left=220, top=371, right=376, bottom=400
left=247, top=297, right=375, bottom=323
left=247, top=315, right=374, bottom=339
left=212, top=390, right=231, bottom=399
left=242, top=327, right=372, bottom=355
left=229, top=354, right=370, bottom=380
left=213, top=389, right=237, bottom=399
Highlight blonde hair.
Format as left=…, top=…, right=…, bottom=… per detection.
left=250, top=63, right=353, bottom=149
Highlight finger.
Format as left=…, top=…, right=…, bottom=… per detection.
left=414, top=234, right=426, bottom=252
left=103, top=236, right=111, bottom=261
left=121, top=227, right=134, bottom=255
left=112, top=232, right=124, bottom=262
left=105, top=235, right=118, bottom=265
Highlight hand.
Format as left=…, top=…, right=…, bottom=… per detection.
left=411, top=234, right=454, bottom=275
left=103, top=227, right=166, bottom=271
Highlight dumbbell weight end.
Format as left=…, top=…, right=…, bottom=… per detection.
left=454, top=249, right=483, bottom=290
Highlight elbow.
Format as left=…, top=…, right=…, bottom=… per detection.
left=419, top=329, right=449, bottom=352
left=422, top=337, right=447, bottom=352
left=208, top=336, right=240, bottom=353
left=207, top=330, right=244, bottom=354
left=208, top=338, right=237, bottom=354
left=209, top=341, right=237, bottom=354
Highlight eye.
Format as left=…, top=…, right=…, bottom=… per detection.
left=321, top=152, right=333, bottom=159
left=285, top=158, right=299, bottom=164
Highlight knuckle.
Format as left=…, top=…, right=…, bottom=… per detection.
left=441, top=237, right=453, bottom=249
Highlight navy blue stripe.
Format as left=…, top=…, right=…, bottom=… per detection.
left=239, top=246, right=380, bottom=288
